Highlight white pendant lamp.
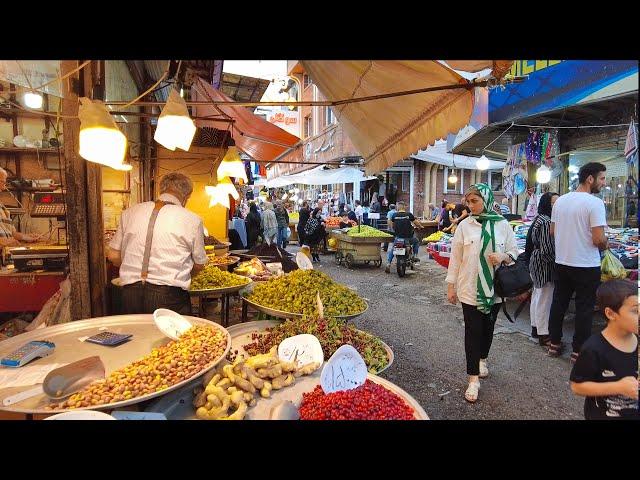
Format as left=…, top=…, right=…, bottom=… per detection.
left=448, top=169, right=458, bottom=184
left=476, top=154, right=490, bottom=171
left=206, top=182, right=231, bottom=209
left=154, top=89, right=196, bottom=151
left=78, top=97, right=128, bottom=169
left=217, top=145, right=248, bottom=182
left=23, top=91, right=43, bottom=109
left=536, top=164, right=551, bottom=184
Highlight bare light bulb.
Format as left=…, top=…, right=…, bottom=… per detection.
left=448, top=170, right=458, bottom=183
left=23, top=91, right=43, bottom=109
left=536, top=165, right=551, bottom=184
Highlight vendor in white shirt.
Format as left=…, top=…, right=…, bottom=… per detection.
left=107, top=173, right=208, bottom=314
left=445, top=183, right=519, bottom=404
left=0, top=167, right=40, bottom=247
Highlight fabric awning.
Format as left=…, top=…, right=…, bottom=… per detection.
left=265, top=166, right=376, bottom=188
left=411, top=140, right=505, bottom=170
left=445, top=61, right=513, bottom=80
left=300, top=61, right=475, bottom=175
left=191, top=77, right=300, bottom=162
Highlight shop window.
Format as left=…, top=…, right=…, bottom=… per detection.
left=488, top=170, right=503, bottom=192
left=303, top=74, right=312, bottom=89
left=325, top=106, right=336, bottom=126
left=569, top=151, right=636, bottom=227
left=402, top=171, right=409, bottom=192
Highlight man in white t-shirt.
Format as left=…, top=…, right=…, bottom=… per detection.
left=547, top=162, right=609, bottom=362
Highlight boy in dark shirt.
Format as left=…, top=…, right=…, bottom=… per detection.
left=570, top=279, right=638, bottom=419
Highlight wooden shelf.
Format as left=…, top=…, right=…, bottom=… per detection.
left=0, top=108, right=57, bottom=119
left=7, top=185, right=60, bottom=192
left=0, top=147, right=59, bottom=154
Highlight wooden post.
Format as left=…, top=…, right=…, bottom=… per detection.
left=61, top=60, right=92, bottom=320
left=83, top=60, right=107, bottom=317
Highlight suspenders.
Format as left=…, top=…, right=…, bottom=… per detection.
left=140, top=201, right=171, bottom=283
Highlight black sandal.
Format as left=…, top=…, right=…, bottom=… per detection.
left=547, top=342, right=564, bottom=357
left=538, top=335, right=551, bottom=347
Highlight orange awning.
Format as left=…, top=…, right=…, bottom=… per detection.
left=191, top=77, right=299, bottom=162
left=301, top=60, right=475, bottom=174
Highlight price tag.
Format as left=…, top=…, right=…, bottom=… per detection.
left=320, top=345, right=367, bottom=394
left=278, top=334, right=323, bottom=368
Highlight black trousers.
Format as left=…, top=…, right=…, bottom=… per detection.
left=548, top=263, right=601, bottom=353
left=461, top=302, right=501, bottom=376
left=121, top=282, right=191, bottom=315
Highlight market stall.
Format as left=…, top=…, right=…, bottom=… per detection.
left=0, top=314, right=230, bottom=419
left=331, top=225, right=392, bottom=269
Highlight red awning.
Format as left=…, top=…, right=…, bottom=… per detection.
left=191, top=77, right=300, bottom=162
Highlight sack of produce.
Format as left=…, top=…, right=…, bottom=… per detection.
left=601, top=249, right=627, bottom=281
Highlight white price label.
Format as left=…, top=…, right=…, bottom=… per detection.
left=320, top=345, right=367, bottom=394
left=278, top=335, right=323, bottom=368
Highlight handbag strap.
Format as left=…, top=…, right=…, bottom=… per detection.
left=140, top=200, right=171, bottom=283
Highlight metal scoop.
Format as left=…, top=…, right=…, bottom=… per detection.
left=43, top=356, right=106, bottom=400
left=2, top=356, right=105, bottom=407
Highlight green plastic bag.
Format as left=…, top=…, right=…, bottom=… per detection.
left=601, top=249, right=627, bottom=281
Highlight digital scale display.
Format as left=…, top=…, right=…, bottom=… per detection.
left=31, top=192, right=66, bottom=217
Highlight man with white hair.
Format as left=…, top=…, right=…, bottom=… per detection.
left=0, top=167, right=39, bottom=247
left=107, top=172, right=207, bottom=314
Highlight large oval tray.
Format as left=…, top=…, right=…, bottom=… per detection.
left=227, top=320, right=393, bottom=374
left=242, top=296, right=368, bottom=321
left=189, top=278, right=252, bottom=296
left=0, top=314, right=231, bottom=415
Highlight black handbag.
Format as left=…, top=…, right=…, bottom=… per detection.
left=494, top=254, right=532, bottom=323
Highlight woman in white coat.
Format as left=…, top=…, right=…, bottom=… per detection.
left=446, top=184, right=519, bottom=403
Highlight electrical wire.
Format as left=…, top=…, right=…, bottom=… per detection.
left=120, top=60, right=171, bottom=109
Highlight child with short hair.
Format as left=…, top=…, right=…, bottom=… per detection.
left=570, top=279, right=639, bottom=419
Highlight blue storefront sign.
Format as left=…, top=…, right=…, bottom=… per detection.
left=489, top=60, right=638, bottom=124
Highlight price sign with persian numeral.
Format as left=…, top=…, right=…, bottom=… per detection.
left=320, top=345, right=367, bottom=394
left=278, top=334, right=323, bottom=369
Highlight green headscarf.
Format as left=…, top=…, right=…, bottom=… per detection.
left=469, top=183, right=506, bottom=314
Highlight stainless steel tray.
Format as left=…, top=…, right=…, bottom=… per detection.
left=227, top=320, right=393, bottom=374
left=189, top=277, right=252, bottom=296
left=0, top=314, right=231, bottom=415
left=242, top=297, right=368, bottom=320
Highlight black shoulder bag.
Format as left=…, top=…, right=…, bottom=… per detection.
left=494, top=253, right=533, bottom=323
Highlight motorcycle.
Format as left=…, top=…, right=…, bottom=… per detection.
left=393, top=238, right=419, bottom=277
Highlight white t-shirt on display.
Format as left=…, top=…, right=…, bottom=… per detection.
left=551, top=192, right=607, bottom=268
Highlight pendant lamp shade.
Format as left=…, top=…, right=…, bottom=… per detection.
left=217, top=146, right=248, bottom=182
left=78, top=97, right=128, bottom=168
left=476, top=154, right=490, bottom=171
left=217, top=176, right=239, bottom=200
left=154, top=89, right=196, bottom=151
left=536, top=165, right=551, bottom=184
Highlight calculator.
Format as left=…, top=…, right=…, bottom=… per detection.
left=1, top=340, right=56, bottom=367
left=85, top=332, right=132, bottom=346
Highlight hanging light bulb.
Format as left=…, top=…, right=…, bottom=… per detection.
left=294, top=188, right=300, bottom=194
left=297, top=198, right=303, bottom=205
left=78, top=97, right=128, bottom=169
left=476, top=154, right=490, bottom=171
left=154, top=89, right=196, bottom=151
left=217, top=145, right=248, bottom=182
left=536, top=164, right=551, bottom=184
left=23, top=91, right=43, bottom=109
left=448, top=169, right=458, bottom=184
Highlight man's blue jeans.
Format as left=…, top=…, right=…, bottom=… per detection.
left=277, top=226, right=288, bottom=248
left=387, top=236, right=420, bottom=264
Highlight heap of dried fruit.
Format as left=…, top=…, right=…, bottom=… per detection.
left=190, top=264, right=250, bottom=291
left=46, top=326, right=229, bottom=410
left=299, top=380, right=415, bottom=420
left=245, top=270, right=367, bottom=317
left=207, top=254, right=240, bottom=268
left=347, top=225, right=392, bottom=238
left=242, top=316, right=389, bottom=373
left=193, top=346, right=320, bottom=420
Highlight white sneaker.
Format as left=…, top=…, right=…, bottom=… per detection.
left=479, top=359, right=489, bottom=378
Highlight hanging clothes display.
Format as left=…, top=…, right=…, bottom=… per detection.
left=625, top=118, right=638, bottom=165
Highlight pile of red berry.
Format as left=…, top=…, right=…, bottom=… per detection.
left=299, top=380, right=415, bottom=420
